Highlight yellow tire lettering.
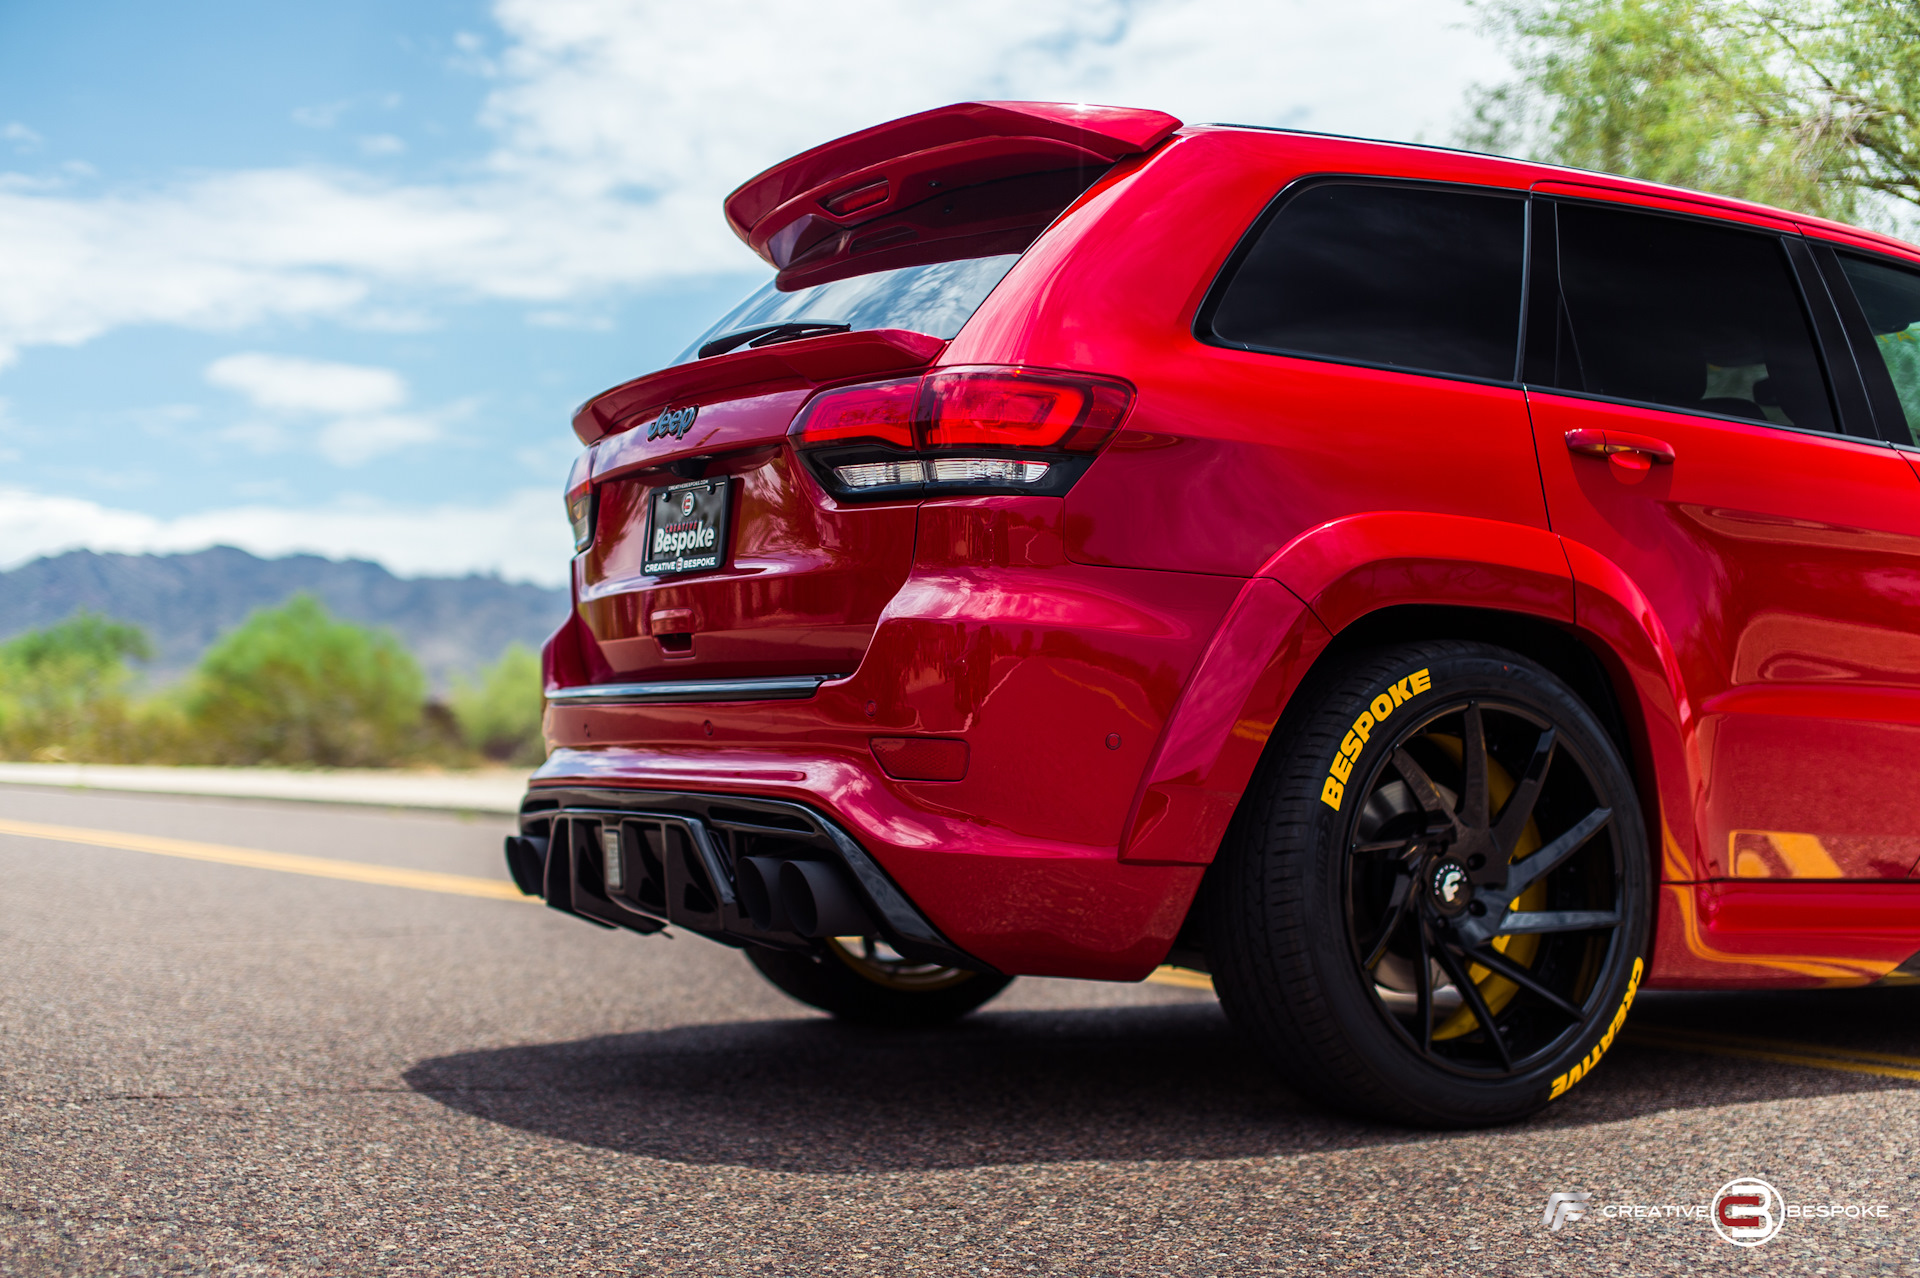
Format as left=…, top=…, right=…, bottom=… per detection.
left=1549, top=957, right=1645, bottom=1101
left=1323, top=668, right=1436, bottom=816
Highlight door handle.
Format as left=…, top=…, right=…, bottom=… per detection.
left=1565, top=428, right=1675, bottom=475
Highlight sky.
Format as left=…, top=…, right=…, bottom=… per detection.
left=0, top=0, right=1511, bottom=586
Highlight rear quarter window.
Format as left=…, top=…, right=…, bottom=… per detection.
left=1203, top=181, right=1527, bottom=383
left=1837, top=252, right=1920, bottom=444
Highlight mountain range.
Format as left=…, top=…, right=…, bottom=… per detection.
left=0, top=547, right=569, bottom=690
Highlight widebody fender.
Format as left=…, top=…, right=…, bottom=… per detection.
left=1121, top=512, right=1577, bottom=865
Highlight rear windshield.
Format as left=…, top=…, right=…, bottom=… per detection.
left=675, top=255, right=1019, bottom=364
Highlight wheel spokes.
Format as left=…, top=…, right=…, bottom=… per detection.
left=1430, top=937, right=1513, bottom=1069
left=1500, top=909, right=1621, bottom=935
left=1501, top=806, right=1613, bottom=901
left=1461, top=703, right=1490, bottom=830
left=1392, top=747, right=1464, bottom=838
left=1490, top=726, right=1556, bottom=862
left=1362, top=874, right=1418, bottom=971
left=1454, top=937, right=1587, bottom=1020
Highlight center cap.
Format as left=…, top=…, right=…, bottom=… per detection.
left=1429, top=859, right=1472, bottom=913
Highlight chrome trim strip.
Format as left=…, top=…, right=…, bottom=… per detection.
left=546, top=674, right=845, bottom=705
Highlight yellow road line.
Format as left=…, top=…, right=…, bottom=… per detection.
left=1626, top=1026, right=1920, bottom=1082
left=1147, top=966, right=1215, bottom=990
left=0, top=816, right=531, bottom=902
left=1629, top=1025, right=1920, bottom=1073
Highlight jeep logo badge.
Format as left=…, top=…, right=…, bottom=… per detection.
left=648, top=405, right=698, bottom=441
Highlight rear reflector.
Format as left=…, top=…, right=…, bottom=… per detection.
left=870, top=736, right=969, bottom=781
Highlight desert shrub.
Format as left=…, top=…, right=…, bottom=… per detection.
left=0, top=612, right=154, bottom=761
left=182, top=594, right=428, bottom=766
left=448, top=643, right=545, bottom=764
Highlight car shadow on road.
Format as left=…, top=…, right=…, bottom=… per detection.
left=404, top=989, right=1920, bottom=1173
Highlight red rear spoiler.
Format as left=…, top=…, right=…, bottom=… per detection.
left=571, top=328, right=944, bottom=445
left=724, top=101, right=1181, bottom=276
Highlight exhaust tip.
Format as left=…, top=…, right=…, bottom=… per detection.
left=504, top=835, right=548, bottom=897
left=778, top=858, right=871, bottom=938
left=736, top=856, right=792, bottom=931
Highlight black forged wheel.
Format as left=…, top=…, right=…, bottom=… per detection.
left=747, top=936, right=1013, bottom=1027
left=1207, top=640, right=1650, bottom=1127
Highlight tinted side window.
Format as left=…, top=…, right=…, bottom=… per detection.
left=1209, top=183, right=1525, bottom=382
left=1837, top=253, right=1920, bottom=444
left=1550, top=203, right=1835, bottom=433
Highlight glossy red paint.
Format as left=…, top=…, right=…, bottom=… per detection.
left=534, top=105, right=1920, bottom=987
left=1535, top=392, right=1920, bottom=882
left=724, top=101, right=1181, bottom=269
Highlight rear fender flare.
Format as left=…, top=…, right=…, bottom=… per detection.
left=1120, top=512, right=1575, bottom=864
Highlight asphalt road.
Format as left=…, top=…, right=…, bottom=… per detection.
left=4, top=786, right=1919, bottom=1276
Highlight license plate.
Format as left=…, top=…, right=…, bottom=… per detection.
left=643, top=477, right=732, bottom=577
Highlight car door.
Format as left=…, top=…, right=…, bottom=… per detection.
left=1525, top=196, right=1920, bottom=881
left=1821, top=245, right=1920, bottom=879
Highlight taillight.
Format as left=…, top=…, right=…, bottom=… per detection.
left=565, top=452, right=595, bottom=553
left=789, top=365, right=1133, bottom=500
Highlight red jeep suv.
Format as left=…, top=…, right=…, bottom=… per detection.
left=508, top=101, right=1920, bottom=1127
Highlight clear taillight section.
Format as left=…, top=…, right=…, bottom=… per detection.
left=790, top=365, right=1132, bottom=500
left=565, top=452, right=595, bottom=552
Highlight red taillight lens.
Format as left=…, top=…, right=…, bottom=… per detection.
left=790, top=377, right=918, bottom=449
left=918, top=369, right=1132, bottom=453
left=789, top=366, right=1133, bottom=499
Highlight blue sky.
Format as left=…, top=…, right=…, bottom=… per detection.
left=0, top=0, right=1507, bottom=585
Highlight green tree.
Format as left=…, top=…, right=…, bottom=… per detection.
left=0, top=612, right=154, bottom=760
left=448, top=643, right=546, bottom=765
left=184, top=594, right=428, bottom=766
left=1464, top=0, right=1920, bottom=224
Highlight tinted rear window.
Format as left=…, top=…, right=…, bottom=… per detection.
left=1550, top=202, right=1836, bottom=432
left=676, top=255, right=1019, bottom=365
left=1207, top=182, right=1526, bottom=382
left=1837, top=253, right=1920, bottom=443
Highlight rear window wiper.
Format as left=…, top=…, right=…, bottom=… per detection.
left=698, top=322, right=852, bottom=359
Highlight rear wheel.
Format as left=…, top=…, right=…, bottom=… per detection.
left=746, top=936, right=1013, bottom=1026
left=1207, top=640, right=1649, bottom=1127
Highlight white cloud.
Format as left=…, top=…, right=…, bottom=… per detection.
left=3, top=122, right=41, bottom=152
left=0, top=1, right=1505, bottom=365
left=316, top=412, right=446, bottom=466
left=0, top=486, right=571, bottom=585
left=206, top=352, right=406, bottom=415
left=359, top=134, right=407, bottom=157
left=203, top=353, right=458, bottom=465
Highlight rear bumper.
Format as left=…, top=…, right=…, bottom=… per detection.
left=532, top=543, right=1243, bottom=980
left=514, top=785, right=987, bottom=971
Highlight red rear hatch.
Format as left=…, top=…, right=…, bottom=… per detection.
left=567, top=102, right=1180, bottom=684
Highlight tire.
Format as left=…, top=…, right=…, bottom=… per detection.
left=746, top=936, right=1014, bottom=1027
left=1207, top=640, right=1650, bottom=1127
